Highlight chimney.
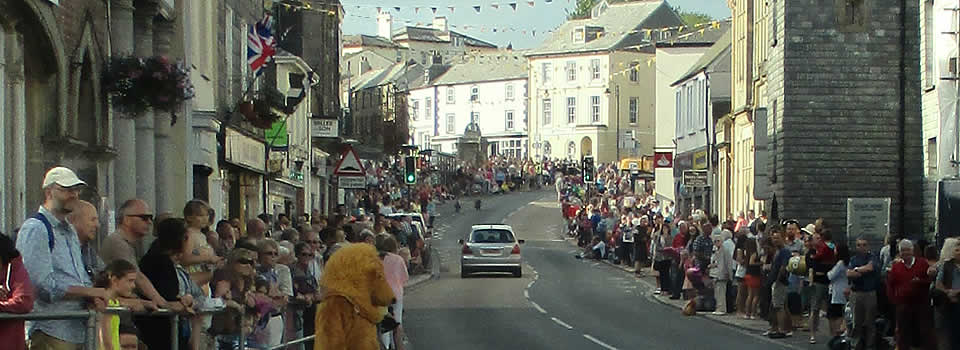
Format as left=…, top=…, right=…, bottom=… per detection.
left=377, top=12, right=393, bottom=39
left=432, top=17, right=448, bottom=32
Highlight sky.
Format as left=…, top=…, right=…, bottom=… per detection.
left=341, top=0, right=732, bottom=49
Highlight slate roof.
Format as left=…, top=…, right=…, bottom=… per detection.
left=392, top=26, right=497, bottom=48
left=432, top=53, right=528, bottom=85
left=526, top=0, right=681, bottom=57
left=343, top=34, right=400, bottom=48
left=351, top=62, right=452, bottom=91
left=672, top=28, right=732, bottom=86
left=658, top=19, right=732, bottom=47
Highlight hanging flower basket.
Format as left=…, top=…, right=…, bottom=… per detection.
left=103, top=55, right=195, bottom=125
left=244, top=99, right=283, bottom=129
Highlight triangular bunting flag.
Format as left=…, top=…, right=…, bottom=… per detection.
left=376, top=6, right=381, bottom=13
left=493, top=28, right=498, bottom=32
left=449, top=6, right=455, bottom=13
left=431, top=7, right=437, bottom=14
left=492, top=3, right=499, bottom=9
left=415, top=7, right=420, bottom=13
left=522, top=30, right=526, bottom=35
left=509, top=3, right=517, bottom=11
left=474, top=5, right=481, bottom=13
left=394, top=7, right=401, bottom=12
left=528, top=1, right=535, bottom=7
left=532, top=30, right=536, bottom=36
left=545, top=0, right=553, bottom=3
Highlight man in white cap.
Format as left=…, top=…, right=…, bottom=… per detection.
left=16, top=166, right=107, bottom=350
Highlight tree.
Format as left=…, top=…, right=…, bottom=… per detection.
left=673, top=6, right=714, bottom=27
left=568, top=0, right=599, bottom=19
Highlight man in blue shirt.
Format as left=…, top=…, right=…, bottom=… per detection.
left=16, top=167, right=107, bottom=350
left=766, top=228, right=793, bottom=338
left=847, top=236, right=880, bottom=350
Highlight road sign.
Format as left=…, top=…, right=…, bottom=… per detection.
left=338, top=175, right=366, bottom=189
left=333, top=147, right=365, bottom=176
left=682, top=170, right=708, bottom=187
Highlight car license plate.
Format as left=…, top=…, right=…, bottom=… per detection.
left=481, top=249, right=500, bottom=255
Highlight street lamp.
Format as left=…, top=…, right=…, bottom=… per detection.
left=605, top=84, right=621, bottom=162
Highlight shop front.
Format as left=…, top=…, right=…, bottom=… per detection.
left=223, top=127, right=266, bottom=229
left=674, top=147, right=712, bottom=217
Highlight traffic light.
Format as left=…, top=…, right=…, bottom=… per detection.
left=582, top=156, right=595, bottom=183
left=404, top=156, right=417, bottom=184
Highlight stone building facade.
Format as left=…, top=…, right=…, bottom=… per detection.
left=764, top=0, right=924, bottom=240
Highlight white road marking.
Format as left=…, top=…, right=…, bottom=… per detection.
left=524, top=290, right=530, bottom=299
left=526, top=281, right=536, bottom=289
left=531, top=301, right=547, bottom=314
left=551, top=317, right=574, bottom=330
left=551, top=239, right=566, bottom=242
left=583, top=334, right=619, bottom=350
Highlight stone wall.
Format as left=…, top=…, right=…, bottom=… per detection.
left=767, top=0, right=923, bottom=240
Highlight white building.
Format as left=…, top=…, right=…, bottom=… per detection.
left=408, top=54, right=528, bottom=157
left=653, top=22, right=731, bottom=202
left=526, top=0, right=684, bottom=163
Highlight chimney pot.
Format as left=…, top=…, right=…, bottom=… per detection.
left=377, top=13, right=393, bottom=39
left=432, top=17, right=448, bottom=32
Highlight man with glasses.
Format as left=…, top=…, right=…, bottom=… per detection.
left=100, top=199, right=169, bottom=312
left=16, top=167, right=106, bottom=350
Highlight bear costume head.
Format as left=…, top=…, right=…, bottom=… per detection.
left=315, top=243, right=396, bottom=350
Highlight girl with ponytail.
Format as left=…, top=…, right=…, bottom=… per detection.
left=93, top=260, right=138, bottom=350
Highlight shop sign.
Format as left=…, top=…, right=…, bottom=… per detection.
left=654, top=152, right=673, bottom=168
left=311, top=118, right=339, bottom=138
left=338, top=175, right=366, bottom=189
left=682, top=170, right=708, bottom=187
left=693, top=150, right=708, bottom=170
left=225, top=128, right=266, bottom=172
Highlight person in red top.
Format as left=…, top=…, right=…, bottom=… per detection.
left=886, top=239, right=937, bottom=350
left=0, top=233, right=34, bottom=350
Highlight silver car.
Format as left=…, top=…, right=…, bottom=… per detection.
left=459, top=224, right=525, bottom=278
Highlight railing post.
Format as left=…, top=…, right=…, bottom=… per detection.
left=170, top=313, right=179, bottom=350
left=85, top=311, right=98, bottom=350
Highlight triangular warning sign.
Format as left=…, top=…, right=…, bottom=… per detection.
left=333, top=147, right=365, bottom=176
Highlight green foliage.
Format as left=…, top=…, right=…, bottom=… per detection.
left=568, top=0, right=599, bottom=19
left=673, top=6, right=714, bottom=26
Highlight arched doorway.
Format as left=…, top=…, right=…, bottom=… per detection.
left=580, top=136, right=593, bottom=158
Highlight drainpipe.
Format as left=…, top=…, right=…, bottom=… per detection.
left=898, top=0, right=907, bottom=236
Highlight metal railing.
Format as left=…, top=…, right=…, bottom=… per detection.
left=0, top=307, right=236, bottom=350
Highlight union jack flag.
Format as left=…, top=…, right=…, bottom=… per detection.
left=247, top=14, right=276, bottom=77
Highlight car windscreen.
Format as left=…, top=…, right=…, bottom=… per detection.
left=470, top=229, right=515, bottom=243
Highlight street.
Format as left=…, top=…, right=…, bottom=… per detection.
left=404, top=190, right=818, bottom=350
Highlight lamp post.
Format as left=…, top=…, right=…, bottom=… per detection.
left=606, top=84, right=621, bottom=162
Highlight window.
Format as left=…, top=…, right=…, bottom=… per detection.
left=425, top=97, right=432, bottom=119
left=505, top=84, right=515, bottom=100
left=542, top=99, right=552, bottom=125
left=225, top=6, right=234, bottom=104
left=566, top=61, right=577, bottom=81
left=240, top=19, right=249, bottom=92
left=470, top=86, right=479, bottom=102
left=590, top=96, right=600, bottom=122
left=446, top=113, right=455, bottom=134
left=424, top=134, right=432, bottom=149
left=924, top=0, right=935, bottom=88
left=506, top=110, right=515, bottom=130
left=572, top=27, right=585, bottom=42
left=542, top=63, right=552, bottom=83
left=446, top=87, right=455, bottom=104
left=675, top=92, right=681, bottom=138
left=629, top=63, right=639, bottom=82
left=421, top=51, right=428, bottom=64
left=566, top=97, right=576, bottom=124
left=629, top=97, right=638, bottom=124
left=470, top=112, right=479, bottom=124
left=591, top=59, right=601, bottom=80
left=928, top=137, right=938, bottom=176
left=837, top=0, right=866, bottom=31
left=411, top=99, right=419, bottom=121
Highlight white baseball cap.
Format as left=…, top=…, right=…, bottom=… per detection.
left=42, top=167, right=87, bottom=189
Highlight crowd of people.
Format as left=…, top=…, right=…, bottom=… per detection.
left=559, top=162, right=960, bottom=350
left=0, top=166, right=442, bottom=350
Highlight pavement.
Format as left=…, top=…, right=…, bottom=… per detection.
left=402, top=190, right=827, bottom=350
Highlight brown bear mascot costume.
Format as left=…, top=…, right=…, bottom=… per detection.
left=314, top=243, right=396, bottom=350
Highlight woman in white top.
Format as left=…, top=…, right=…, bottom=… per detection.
left=826, top=244, right=851, bottom=339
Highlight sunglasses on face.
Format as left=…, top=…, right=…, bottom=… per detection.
left=127, top=214, right=154, bottom=222
left=237, top=258, right=256, bottom=266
